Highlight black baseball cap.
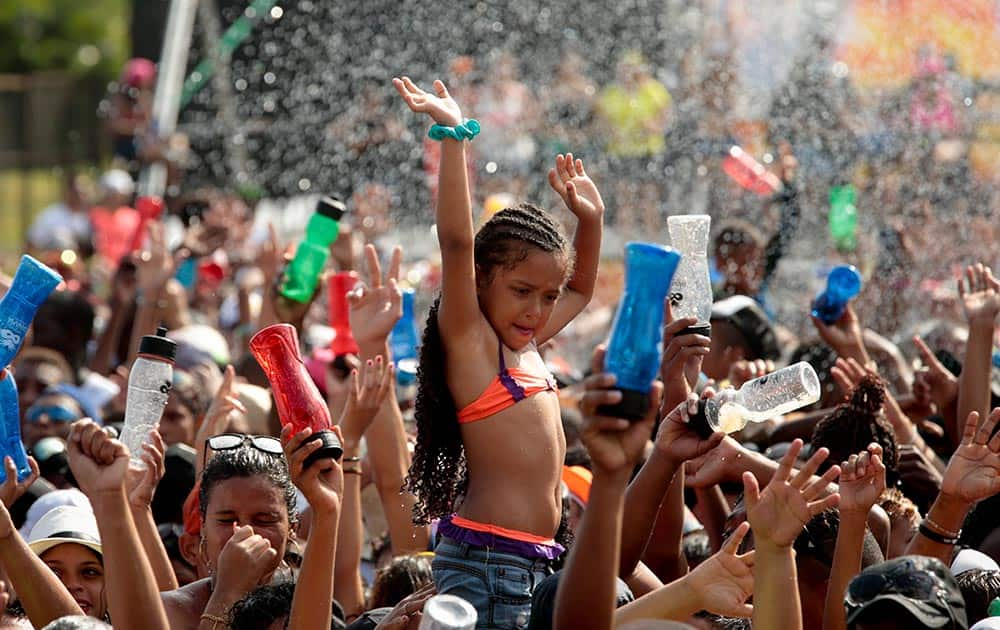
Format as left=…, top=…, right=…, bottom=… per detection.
left=710, top=296, right=780, bottom=361
left=846, top=556, right=968, bottom=629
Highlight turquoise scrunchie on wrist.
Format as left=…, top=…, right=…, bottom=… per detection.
left=428, top=119, right=481, bottom=142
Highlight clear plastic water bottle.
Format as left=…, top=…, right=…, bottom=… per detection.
left=419, top=594, right=477, bottom=630
left=0, top=371, right=32, bottom=482
left=120, top=327, right=176, bottom=466
left=812, top=265, right=863, bottom=325
left=691, top=362, right=821, bottom=437
left=390, top=289, right=419, bottom=385
left=0, top=255, right=62, bottom=368
left=601, top=243, right=682, bottom=420
left=667, top=215, right=713, bottom=337
left=280, top=196, right=346, bottom=303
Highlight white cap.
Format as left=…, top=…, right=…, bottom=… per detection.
left=420, top=594, right=477, bottom=630
left=971, top=619, right=1000, bottom=630
left=952, top=548, right=999, bottom=575
left=19, top=488, right=91, bottom=538
left=98, top=169, right=135, bottom=197
left=27, top=505, right=102, bottom=557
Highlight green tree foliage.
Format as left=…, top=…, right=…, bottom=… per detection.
left=0, top=0, right=129, bottom=79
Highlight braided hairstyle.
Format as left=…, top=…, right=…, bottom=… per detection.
left=811, top=374, right=899, bottom=486
left=406, top=203, right=572, bottom=524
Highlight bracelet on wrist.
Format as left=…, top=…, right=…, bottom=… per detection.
left=428, top=119, right=481, bottom=142
left=919, top=521, right=960, bottom=546
left=201, top=613, right=227, bottom=630
left=924, top=515, right=960, bottom=539
left=343, top=466, right=362, bottom=475
left=342, top=456, right=361, bottom=463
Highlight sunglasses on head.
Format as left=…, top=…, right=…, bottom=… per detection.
left=203, top=433, right=283, bottom=469
left=845, top=559, right=945, bottom=613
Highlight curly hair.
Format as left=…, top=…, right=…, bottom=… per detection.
left=405, top=204, right=571, bottom=524
left=811, top=374, right=899, bottom=486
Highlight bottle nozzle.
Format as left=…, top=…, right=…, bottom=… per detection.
left=156, top=325, right=168, bottom=337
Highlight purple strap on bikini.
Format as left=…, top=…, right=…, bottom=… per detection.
left=497, top=343, right=527, bottom=402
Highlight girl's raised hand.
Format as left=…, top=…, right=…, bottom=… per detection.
left=548, top=153, right=605, bottom=221
left=393, top=77, right=463, bottom=127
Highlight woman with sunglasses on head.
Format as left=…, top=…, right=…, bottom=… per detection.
left=160, top=431, right=293, bottom=629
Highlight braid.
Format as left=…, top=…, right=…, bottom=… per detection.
left=475, top=204, right=572, bottom=279
left=406, top=203, right=572, bottom=524
left=406, top=297, right=466, bottom=524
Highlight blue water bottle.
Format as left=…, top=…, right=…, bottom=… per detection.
left=0, top=255, right=62, bottom=368
left=600, top=243, right=682, bottom=420
left=0, top=372, right=31, bottom=482
left=812, top=265, right=862, bottom=325
left=390, top=289, right=419, bottom=385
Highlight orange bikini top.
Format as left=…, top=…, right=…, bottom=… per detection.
left=457, top=342, right=558, bottom=424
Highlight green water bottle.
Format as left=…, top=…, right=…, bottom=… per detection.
left=829, top=185, right=858, bottom=253
left=280, top=196, right=346, bottom=303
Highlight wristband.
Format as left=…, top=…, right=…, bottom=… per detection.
left=919, top=521, right=960, bottom=546
left=925, top=515, right=960, bottom=539
left=428, top=119, right=481, bottom=142
left=342, top=456, right=361, bottom=463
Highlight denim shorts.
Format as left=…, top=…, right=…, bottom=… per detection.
left=432, top=537, right=553, bottom=630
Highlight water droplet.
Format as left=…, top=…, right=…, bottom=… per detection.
left=270, top=6, right=283, bottom=19
left=264, top=72, right=277, bottom=85
left=762, top=153, right=774, bottom=164
left=485, top=161, right=498, bottom=174
left=298, top=178, right=311, bottom=191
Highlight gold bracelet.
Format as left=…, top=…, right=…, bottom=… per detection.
left=343, top=466, right=362, bottom=475
left=201, top=612, right=227, bottom=629
left=925, top=514, right=960, bottom=539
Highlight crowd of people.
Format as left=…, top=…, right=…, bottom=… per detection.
left=1, top=31, right=999, bottom=630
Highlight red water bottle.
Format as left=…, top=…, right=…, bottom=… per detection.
left=250, top=324, right=342, bottom=465
left=328, top=272, right=360, bottom=356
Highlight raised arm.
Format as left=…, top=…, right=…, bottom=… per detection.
left=906, top=409, right=1000, bottom=564
left=348, top=245, right=430, bottom=553
left=329, top=357, right=394, bottom=619
left=393, top=77, right=480, bottom=338
left=746, top=440, right=841, bottom=630
left=0, top=457, right=83, bottom=627
left=536, top=154, right=605, bottom=344
left=284, top=424, right=344, bottom=630
left=823, top=444, right=886, bottom=630
left=956, top=264, right=1000, bottom=438
left=554, top=347, right=660, bottom=630
left=614, top=521, right=754, bottom=625
left=124, top=428, right=179, bottom=591
left=67, top=419, right=170, bottom=630
left=620, top=393, right=722, bottom=578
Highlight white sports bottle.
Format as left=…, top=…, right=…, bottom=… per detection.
left=120, top=326, right=176, bottom=466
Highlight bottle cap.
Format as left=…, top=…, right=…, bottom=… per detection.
left=138, top=326, right=177, bottom=362
left=689, top=399, right=719, bottom=439
left=316, top=196, right=346, bottom=221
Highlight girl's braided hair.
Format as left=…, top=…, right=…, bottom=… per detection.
left=405, top=204, right=571, bottom=524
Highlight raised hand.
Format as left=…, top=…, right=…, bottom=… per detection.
left=684, top=436, right=747, bottom=488
left=547, top=153, right=605, bottom=222
left=958, top=263, right=1000, bottom=324
left=67, top=419, right=130, bottom=497
left=810, top=303, right=866, bottom=359
left=911, top=336, right=958, bottom=414
left=658, top=303, right=710, bottom=406
left=685, top=521, right=755, bottom=618
left=347, top=245, right=403, bottom=346
left=393, top=77, right=463, bottom=127
left=579, top=346, right=660, bottom=477
left=337, top=356, right=394, bottom=450
left=743, top=439, right=841, bottom=548
left=654, top=392, right=725, bottom=469
left=940, top=409, right=1000, bottom=504
left=125, top=428, right=166, bottom=509
left=282, top=425, right=344, bottom=517
left=214, top=524, right=280, bottom=597
left=0, top=455, right=39, bottom=508
left=198, top=366, right=247, bottom=448
left=136, top=221, right=177, bottom=295
left=728, top=359, right=775, bottom=390
left=838, top=443, right=886, bottom=515
left=831, top=356, right=871, bottom=396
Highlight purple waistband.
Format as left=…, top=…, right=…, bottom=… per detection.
left=437, top=516, right=565, bottom=561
